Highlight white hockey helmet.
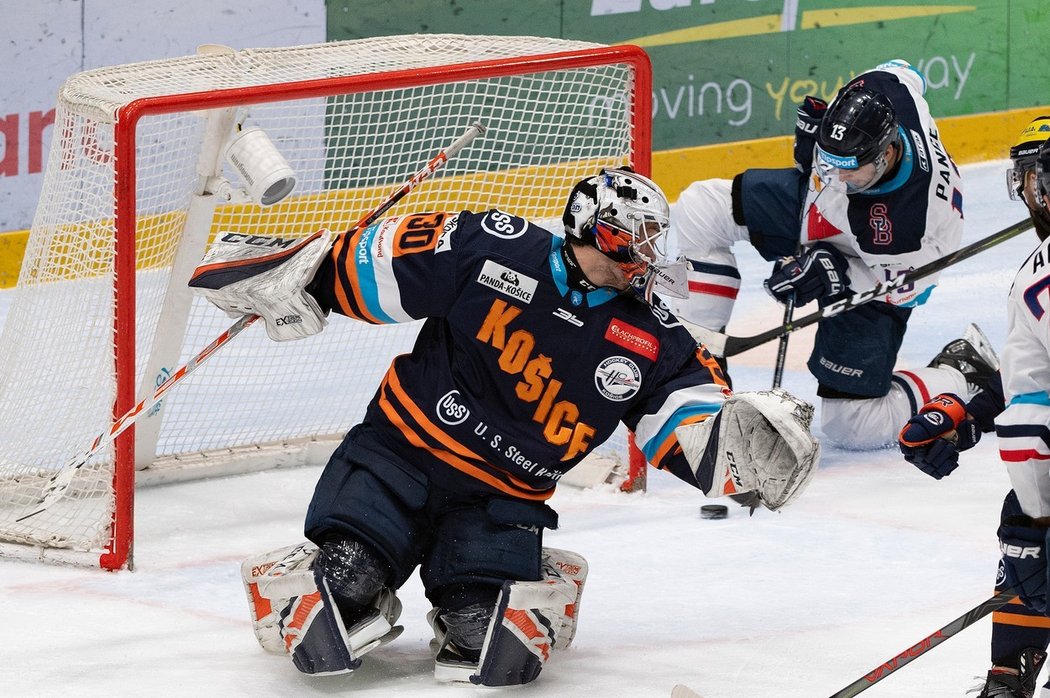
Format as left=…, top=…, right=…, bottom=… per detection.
left=562, top=168, right=685, bottom=302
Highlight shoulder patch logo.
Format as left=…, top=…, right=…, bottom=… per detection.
left=477, top=259, right=538, bottom=303
left=605, top=319, right=659, bottom=361
left=480, top=210, right=528, bottom=239
left=434, top=214, right=458, bottom=254
left=594, top=356, right=642, bottom=402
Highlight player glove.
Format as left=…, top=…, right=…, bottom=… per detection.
left=794, top=95, right=827, bottom=172
left=998, top=491, right=1049, bottom=613
left=764, top=242, right=849, bottom=306
left=897, top=393, right=980, bottom=479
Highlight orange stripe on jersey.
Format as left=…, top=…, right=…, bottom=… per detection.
left=696, top=346, right=730, bottom=391
left=329, top=234, right=356, bottom=317
left=649, top=413, right=710, bottom=469
left=992, top=609, right=1050, bottom=628
left=378, top=371, right=553, bottom=501
left=334, top=229, right=382, bottom=325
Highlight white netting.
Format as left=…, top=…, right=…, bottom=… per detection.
left=0, top=34, right=643, bottom=563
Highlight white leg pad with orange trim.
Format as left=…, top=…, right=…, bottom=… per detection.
left=432, top=547, right=585, bottom=686
left=241, top=542, right=403, bottom=675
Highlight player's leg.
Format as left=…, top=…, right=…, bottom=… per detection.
left=242, top=424, right=429, bottom=675
left=420, top=495, right=584, bottom=686
left=672, top=169, right=806, bottom=329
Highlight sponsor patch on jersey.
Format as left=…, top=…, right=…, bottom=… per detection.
left=480, top=210, right=527, bottom=239
left=594, top=356, right=642, bottom=401
left=910, top=129, right=929, bottom=172
left=605, top=319, right=659, bottom=361
left=477, top=260, right=537, bottom=303
left=434, top=214, right=458, bottom=254
left=436, top=389, right=470, bottom=425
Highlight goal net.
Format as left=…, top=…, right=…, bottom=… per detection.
left=0, top=34, right=651, bottom=570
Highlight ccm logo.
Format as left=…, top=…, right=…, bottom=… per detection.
left=1001, top=543, right=1042, bottom=559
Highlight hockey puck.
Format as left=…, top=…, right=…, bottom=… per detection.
left=700, top=504, right=728, bottom=520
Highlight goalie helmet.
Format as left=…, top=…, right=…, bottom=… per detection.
left=562, top=168, right=685, bottom=302
left=1007, top=115, right=1050, bottom=201
left=815, top=82, right=900, bottom=193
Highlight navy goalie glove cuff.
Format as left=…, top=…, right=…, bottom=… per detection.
left=898, top=393, right=979, bottom=479
left=763, top=242, right=849, bottom=306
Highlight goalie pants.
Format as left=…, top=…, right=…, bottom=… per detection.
left=305, top=422, right=558, bottom=610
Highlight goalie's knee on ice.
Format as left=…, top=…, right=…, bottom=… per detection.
left=431, top=547, right=588, bottom=687
left=240, top=538, right=403, bottom=676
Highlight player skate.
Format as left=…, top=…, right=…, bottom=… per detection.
left=974, top=647, right=1047, bottom=698
left=928, top=323, right=1000, bottom=393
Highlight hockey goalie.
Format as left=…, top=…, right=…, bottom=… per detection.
left=189, top=168, right=821, bottom=685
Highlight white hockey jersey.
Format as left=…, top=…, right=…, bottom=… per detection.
left=801, top=61, right=964, bottom=308
left=997, top=234, right=1050, bottom=517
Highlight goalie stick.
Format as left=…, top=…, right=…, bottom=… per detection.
left=689, top=217, right=1035, bottom=357
left=17, top=121, right=487, bottom=522
left=827, top=591, right=1017, bottom=697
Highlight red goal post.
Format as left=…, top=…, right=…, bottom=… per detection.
left=0, top=35, right=652, bottom=570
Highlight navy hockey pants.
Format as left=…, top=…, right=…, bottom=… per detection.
left=304, top=423, right=557, bottom=608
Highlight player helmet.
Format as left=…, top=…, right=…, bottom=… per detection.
left=562, top=168, right=685, bottom=302
left=1007, top=115, right=1050, bottom=201
left=814, top=82, right=900, bottom=193
left=1035, top=140, right=1050, bottom=211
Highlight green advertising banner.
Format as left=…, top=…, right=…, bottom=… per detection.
left=327, top=0, right=1050, bottom=153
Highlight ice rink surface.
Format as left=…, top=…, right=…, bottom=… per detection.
left=2, top=159, right=1042, bottom=697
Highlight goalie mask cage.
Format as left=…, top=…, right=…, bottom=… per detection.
left=0, top=35, right=651, bottom=570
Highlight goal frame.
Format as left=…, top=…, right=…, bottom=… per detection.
left=81, top=45, right=650, bottom=571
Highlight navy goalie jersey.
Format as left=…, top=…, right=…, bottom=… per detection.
left=310, top=209, right=730, bottom=500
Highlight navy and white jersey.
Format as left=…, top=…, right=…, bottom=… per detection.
left=997, top=234, right=1050, bottom=517
left=802, top=60, right=964, bottom=308
left=311, top=209, right=730, bottom=501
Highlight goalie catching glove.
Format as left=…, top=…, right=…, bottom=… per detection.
left=676, top=389, right=820, bottom=511
left=189, top=229, right=334, bottom=341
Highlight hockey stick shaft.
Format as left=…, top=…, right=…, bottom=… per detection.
left=692, top=217, right=1034, bottom=357
left=827, top=592, right=1017, bottom=698
left=18, top=122, right=486, bottom=521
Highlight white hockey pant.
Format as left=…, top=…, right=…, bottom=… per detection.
left=671, top=179, right=749, bottom=330
left=821, top=364, right=973, bottom=449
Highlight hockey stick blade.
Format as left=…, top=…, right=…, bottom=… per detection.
left=671, top=684, right=706, bottom=698
left=18, top=122, right=487, bottom=520
left=691, top=217, right=1034, bottom=357
left=827, top=592, right=1017, bottom=697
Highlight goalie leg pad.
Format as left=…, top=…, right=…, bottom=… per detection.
left=676, top=388, right=820, bottom=511
left=189, top=229, right=334, bottom=341
left=471, top=571, right=579, bottom=686
left=240, top=540, right=404, bottom=675
left=429, top=548, right=586, bottom=686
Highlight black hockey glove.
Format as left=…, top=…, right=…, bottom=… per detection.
left=998, top=491, right=1049, bottom=613
left=764, top=242, right=849, bottom=306
left=794, top=96, right=827, bottom=172
left=898, top=393, right=980, bottom=479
